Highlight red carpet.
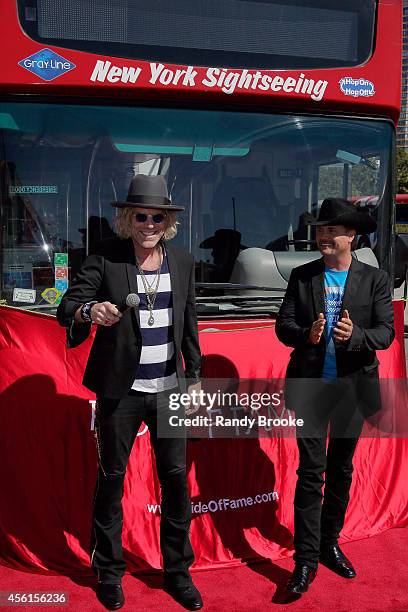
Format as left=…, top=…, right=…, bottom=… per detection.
left=0, top=528, right=407, bottom=611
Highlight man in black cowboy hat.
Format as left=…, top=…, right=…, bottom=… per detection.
left=199, top=229, right=244, bottom=282
left=57, top=174, right=203, bottom=610
left=276, top=198, right=394, bottom=595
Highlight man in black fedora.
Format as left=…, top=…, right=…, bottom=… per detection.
left=276, top=198, right=394, bottom=595
left=57, top=174, right=203, bottom=610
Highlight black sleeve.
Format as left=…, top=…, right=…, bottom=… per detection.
left=56, top=255, right=105, bottom=348
left=181, top=259, right=202, bottom=382
left=345, top=270, right=395, bottom=352
left=275, top=269, right=311, bottom=348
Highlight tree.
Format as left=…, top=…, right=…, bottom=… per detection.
left=396, top=147, right=408, bottom=194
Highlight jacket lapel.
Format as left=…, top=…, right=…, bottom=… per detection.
left=341, top=257, right=362, bottom=314
left=124, top=239, right=141, bottom=329
left=166, top=244, right=182, bottom=343
left=311, top=258, right=325, bottom=319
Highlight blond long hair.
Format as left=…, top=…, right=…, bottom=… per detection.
left=114, top=207, right=179, bottom=240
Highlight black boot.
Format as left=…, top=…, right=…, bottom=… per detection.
left=286, top=564, right=317, bottom=594
left=320, top=543, right=356, bottom=578
left=164, top=582, right=203, bottom=610
left=96, top=582, right=125, bottom=610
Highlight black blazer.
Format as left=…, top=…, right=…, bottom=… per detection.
left=57, top=238, right=201, bottom=399
left=275, top=257, right=395, bottom=416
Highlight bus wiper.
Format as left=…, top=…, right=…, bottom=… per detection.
left=196, top=301, right=280, bottom=316
left=196, top=283, right=286, bottom=292
left=196, top=294, right=283, bottom=302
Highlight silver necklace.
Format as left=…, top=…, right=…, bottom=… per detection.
left=136, top=245, right=163, bottom=326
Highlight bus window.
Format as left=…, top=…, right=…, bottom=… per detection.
left=317, top=154, right=382, bottom=252
left=0, top=102, right=393, bottom=313
left=318, top=156, right=381, bottom=201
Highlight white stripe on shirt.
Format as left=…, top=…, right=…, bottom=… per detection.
left=132, top=373, right=178, bottom=393
left=137, top=272, right=171, bottom=293
left=139, top=307, right=173, bottom=328
left=139, top=341, right=175, bottom=364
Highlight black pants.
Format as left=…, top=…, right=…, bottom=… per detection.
left=293, top=380, right=364, bottom=569
left=90, top=389, right=194, bottom=585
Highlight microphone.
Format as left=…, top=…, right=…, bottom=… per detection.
left=118, top=293, right=140, bottom=314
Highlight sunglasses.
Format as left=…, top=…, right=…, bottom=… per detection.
left=133, top=212, right=166, bottom=224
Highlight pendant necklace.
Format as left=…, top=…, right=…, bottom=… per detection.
left=136, top=245, right=163, bottom=326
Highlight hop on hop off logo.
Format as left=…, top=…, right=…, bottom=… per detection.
left=18, top=48, right=76, bottom=81
left=339, top=77, right=375, bottom=98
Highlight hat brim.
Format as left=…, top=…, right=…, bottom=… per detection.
left=111, top=201, right=185, bottom=211
left=199, top=237, right=247, bottom=249
left=304, top=211, right=377, bottom=234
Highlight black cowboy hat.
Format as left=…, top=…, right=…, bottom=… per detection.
left=111, top=174, right=185, bottom=211
left=199, top=229, right=246, bottom=250
left=304, top=198, right=377, bottom=234
left=78, top=216, right=116, bottom=236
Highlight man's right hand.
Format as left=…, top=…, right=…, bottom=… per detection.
left=75, top=302, right=122, bottom=326
left=308, top=312, right=326, bottom=344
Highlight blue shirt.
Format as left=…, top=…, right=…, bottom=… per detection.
left=322, top=267, right=349, bottom=380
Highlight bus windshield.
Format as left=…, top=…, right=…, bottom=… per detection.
left=0, top=102, right=392, bottom=315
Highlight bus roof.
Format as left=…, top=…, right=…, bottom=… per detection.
left=0, top=0, right=402, bottom=123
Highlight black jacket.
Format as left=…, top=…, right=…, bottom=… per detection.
left=275, top=257, right=395, bottom=416
left=57, top=238, right=201, bottom=398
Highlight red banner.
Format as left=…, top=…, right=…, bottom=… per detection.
left=0, top=304, right=407, bottom=575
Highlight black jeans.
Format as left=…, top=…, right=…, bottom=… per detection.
left=90, top=389, right=194, bottom=585
left=293, top=380, right=364, bottom=570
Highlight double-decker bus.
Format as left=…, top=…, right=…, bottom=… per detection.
left=0, top=0, right=407, bottom=579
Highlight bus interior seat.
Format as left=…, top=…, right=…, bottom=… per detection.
left=229, top=248, right=320, bottom=295
left=351, top=247, right=379, bottom=268
left=230, top=246, right=379, bottom=295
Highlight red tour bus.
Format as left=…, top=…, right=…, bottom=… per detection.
left=0, top=0, right=407, bottom=577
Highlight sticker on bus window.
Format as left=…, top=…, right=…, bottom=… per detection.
left=9, top=185, right=58, bottom=194
left=3, top=265, right=33, bottom=290
left=55, top=279, right=69, bottom=294
left=339, top=77, right=375, bottom=98
left=54, top=253, right=68, bottom=266
left=396, top=223, right=408, bottom=234
left=13, top=288, right=36, bottom=304
left=41, top=287, right=62, bottom=305
left=18, top=48, right=76, bottom=82
left=55, top=266, right=68, bottom=280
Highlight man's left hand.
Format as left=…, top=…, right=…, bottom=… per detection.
left=185, top=381, right=202, bottom=416
left=333, top=309, right=353, bottom=342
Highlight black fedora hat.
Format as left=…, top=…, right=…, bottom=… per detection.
left=111, top=174, right=185, bottom=211
left=304, top=198, right=377, bottom=234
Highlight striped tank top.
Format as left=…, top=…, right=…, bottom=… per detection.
left=131, top=249, right=178, bottom=393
